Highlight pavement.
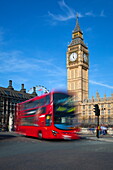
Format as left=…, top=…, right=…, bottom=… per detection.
left=80, top=133, right=113, bottom=142
left=1, top=131, right=113, bottom=142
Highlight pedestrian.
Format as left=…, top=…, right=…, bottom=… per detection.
left=101, top=125, right=107, bottom=135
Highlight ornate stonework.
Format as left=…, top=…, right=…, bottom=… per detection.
left=67, top=16, right=113, bottom=126
left=67, top=16, right=89, bottom=102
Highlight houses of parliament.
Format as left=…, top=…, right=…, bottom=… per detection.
left=67, top=16, right=113, bottom=126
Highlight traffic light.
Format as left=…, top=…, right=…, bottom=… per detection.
left=94, top=104, right=100, bottom=116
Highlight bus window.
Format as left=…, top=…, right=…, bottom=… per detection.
left=21, top=117, right=34, bottom=126
left=23, top=100, right=39, bottom=110
left=23, top=95, right=50, bottom=110
left=45, top=115, right=51, bottom=126
left=53, top=93, right=74, bottom=106
left=45, top=95, right=50, bottom=105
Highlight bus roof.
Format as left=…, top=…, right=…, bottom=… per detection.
left=17, top=92, right=51, bottom=105
left=17, top=90, right=69, bottom=105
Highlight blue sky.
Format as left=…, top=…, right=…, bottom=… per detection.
left=0, top=0, right=113, bottom=98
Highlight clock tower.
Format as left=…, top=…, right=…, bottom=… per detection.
left=67, top=15, right=89, bottom=102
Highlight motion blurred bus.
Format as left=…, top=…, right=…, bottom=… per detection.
left=15, top=91, right=80, bottom=140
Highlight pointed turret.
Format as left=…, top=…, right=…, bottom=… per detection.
left=68, top=13, right=88, bottom=49
left=73, top=13, right=82, bottom=34
left=72, top=13, right=83, bottom=40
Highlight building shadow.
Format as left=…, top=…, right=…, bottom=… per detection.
left=0, top=132, right=17, bottom=140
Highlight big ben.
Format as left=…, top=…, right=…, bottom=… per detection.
left=67, top=15, right=89, bottom=102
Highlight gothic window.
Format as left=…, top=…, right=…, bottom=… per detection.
left=71, top=82, right=74, bottom=90
left=83, top=111, right=85, bottom=115
left=108, top=109, right=110, bottom=115
left=71, top=69, right=74, bottom=79
left=101, top=116, right=104, bottom=123
left=89, top=105, right=91, bottom=109
left=83, top=70, right=86, bottom=79
left=108, top=116, right=111, bottom=123
left=83, top=82, right=85, bottom=90
left=101, top=110, right=104, bottom=115
left=83, top=105, right=85, bottom=109
left=88, top=116, right=91, bottom=123
left=108, top=103, right=110, bottom=108
left=75, top=70, right=77, bottom=78
left=69, top=83, right=71, bottom=90
left=95, top=117, right=97, bottom=123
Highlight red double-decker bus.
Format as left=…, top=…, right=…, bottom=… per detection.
left=15, top=91, right=80, bottom=140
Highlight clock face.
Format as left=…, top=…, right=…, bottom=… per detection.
left=69, top=52, right=77, bottom=62
left=83, top=53, right=88, bottom=62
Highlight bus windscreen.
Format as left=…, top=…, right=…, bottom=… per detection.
left=53, top=93, right=77, bottom=130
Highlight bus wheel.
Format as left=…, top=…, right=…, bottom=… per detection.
left=38, top=131, right=43, bottom=139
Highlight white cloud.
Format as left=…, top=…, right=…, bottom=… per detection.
left=48, top=0, right=106, bottom=23
left=89, top=80, right=113, bottom=89
left=85, top=10, right=106, bottom=17
left=48, top=0, right=75, bottom=21
left=84, top=10, right=106, bottom=18
left=85, top=11, right=95, bottom=17
left=90, top=64, right=99, bottom=72
left=47, top=79, right=66, bottom=91
left=0, top=51, right=38, bottom=72
left=0, top=50, right=66, bottom=77
left=100, top=10, right=106, bottom=17
left=85, top=27, right=92, bottom=32
left=77, top=12, right=84, bottom=18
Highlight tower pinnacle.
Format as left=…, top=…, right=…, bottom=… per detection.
left=73, top=13, right=82, bottom=33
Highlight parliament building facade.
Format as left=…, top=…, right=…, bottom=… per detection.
left=67, top=16, right=113, bottom=126
left=0, top=80, right=37, bottom=131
